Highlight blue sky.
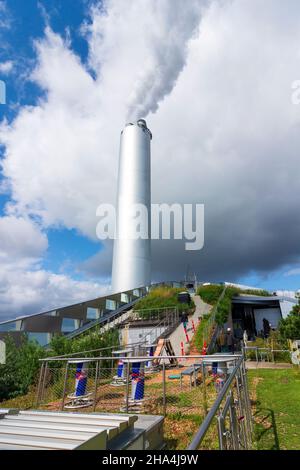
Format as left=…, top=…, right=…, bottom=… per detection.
left=0, top=0, right=101, bottom=277
left=0, top=1, right=91, bottom=119
left=0, top=0, right=300, bottom=320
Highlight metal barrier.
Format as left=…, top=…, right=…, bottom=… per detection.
left=242, top=346, right=291, bottom=364
left=132, top=306, right=179, bottom=321
left=34, top=353, right=252, bottom=450
left=188, top=355, right=252, bottom=450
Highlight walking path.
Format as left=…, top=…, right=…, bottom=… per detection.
left=245, top=361, right=293, bottom=369
left=168, top=295, right=211, bottom=355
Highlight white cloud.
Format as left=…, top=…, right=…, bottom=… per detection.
left=0, top=60, right=13, bottom=74
left=0, top=215, right=47, bottom=264
left=1, top=0, right=300, bottom=318
left=0, top=216, right=108, bottom=320
left=0, top=266, right=108, bottom=321
left=284, top=268, right=300, bottom=277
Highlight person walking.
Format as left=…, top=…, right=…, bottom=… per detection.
left=219, top=328, right=226, bottom=352
left=263, top=318, right=271, bottom=338
left=226, top=327, right=234, bottom=353
left=181, top=311, right=188, bottom=330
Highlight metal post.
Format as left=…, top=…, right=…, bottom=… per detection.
left=193, top=364, right=197, bottom=388
left=41, top=361, right=48, bottom=404
left=217, top=414, right=225, bottom=450
left=125, top=360, right=130, bottom=413
left=229, top=392, right=239, bottom=450
left=35, top=362, right=45, bottom=408
left=239, top=364, right=252, bottom=446
left=93, top=360, right=100, bottom=412
left=242, top=358, right=253, bottom=430
left=60, top=362, right=69, bottom=411
left=163, top=362, right=166, bottom=416
left=236, top=368, right=248, bottom=449
left=255, top=347, right=258, bottom=365
left=202, top=362, right=208, bottom=415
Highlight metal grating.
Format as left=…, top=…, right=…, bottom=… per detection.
left=0, top=409, right=137, bottom=450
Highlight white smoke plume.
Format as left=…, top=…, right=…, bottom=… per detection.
left=86, top=0, right=206, bottom=121
left=126, top=0, right=205, bottom=119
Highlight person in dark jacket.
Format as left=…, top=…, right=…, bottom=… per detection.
left=226, top=327, right=234, bottom=353
left=263, top=318, right=271, bottom=338
left=181, top=311, right=188, bottom=330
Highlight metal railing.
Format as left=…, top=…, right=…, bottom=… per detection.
left=188, top=355, right=252, bottom=450
left=136, top=308, right=180, bottom=345
left=242, top=346, right=291, bottom=364
left=34, top=353, right=252, bottom=450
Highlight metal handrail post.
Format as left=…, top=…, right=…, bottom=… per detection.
left=125, top=360, right=130, bottom=413
left=40, top=361, right=48, bottom=405
left=60, top=362, right=69, bottom=411
left=201, top=362, right=208, bottom=415
left=163, top=362, right=166, bottom=416
left=236, top=367, right=248, bottom=449
left=35, top=361, right=45, bottom=408
left=93, top=360, right=100, bottom=412
left=229, top=391, right=239, bottom=450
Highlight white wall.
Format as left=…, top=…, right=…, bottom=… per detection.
left=253, top=308, right=282, bottom=333
left=279, top=300, right=296, bottom=319
left=120, top=325, right=166, bottom=346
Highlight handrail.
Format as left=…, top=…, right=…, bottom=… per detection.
left=136, top=307, right=179, bottom=345
left=188, top=355, right=244, bottom=450
left=65, top=299, right=139, bottom=339
left=40, top=353, right=241, bottom=363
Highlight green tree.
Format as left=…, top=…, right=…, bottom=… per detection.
left=279, top=304, right=300, bottom=340
left=0, top=335, right=45, bottom=401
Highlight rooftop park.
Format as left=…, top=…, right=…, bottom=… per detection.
left=133, top=286, right=195, bottom=320
left=193, top=284, right=271, bottom=353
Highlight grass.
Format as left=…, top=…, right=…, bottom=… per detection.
left=197, top=285, right=224, bottom=305
left=134, top=287, right=195, bottom=319
left=248, top=367, right=300, bottom=450
left=193, top=313, right=211, bottom=352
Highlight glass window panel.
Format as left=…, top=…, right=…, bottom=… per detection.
left=87, top=308, right=99, bottom=320
left=61, top=318, right=80, bottom=333
left=27, top=332, right=51, bottom=346
left=105, top=299, right=116, bottom=310
left=121, top=293, right=129, bottom=303
left=0, top=321, right=17, bottom=332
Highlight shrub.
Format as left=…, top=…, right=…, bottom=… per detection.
left=279, top=304, right=300, bottom=340
left=0, top=334, right=46, bottom=402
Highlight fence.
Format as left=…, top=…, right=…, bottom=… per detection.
left=34, top=353, right=252, bottom=449
left=188, top=355, right=252, bottom=450
left=242, top=346, right=291, bottom=364
left=131, top=306, right=179, bottom=321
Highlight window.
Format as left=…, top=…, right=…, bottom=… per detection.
left=106, top=299, right=116, bottom=311
left=0, top=321, right=17, bottom=332
left=121, top=293, right=129, bottom=303
left=27, top=332, right=51, bottom=346
left=61, top=318, right=80, bottom=333
left=87, top=308, right=100, bottom=320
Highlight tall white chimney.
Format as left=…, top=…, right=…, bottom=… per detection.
left=111, top=119, right=152, bottom=293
